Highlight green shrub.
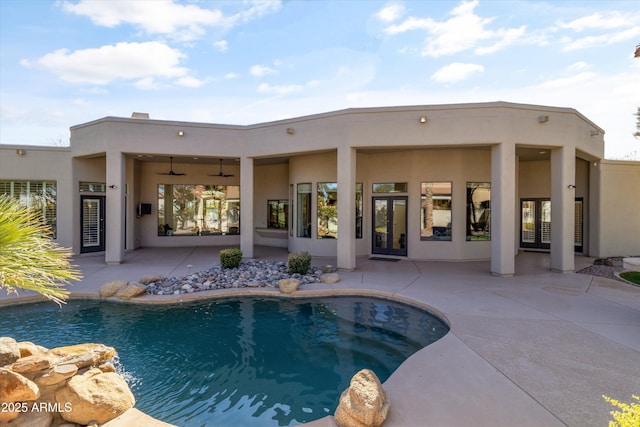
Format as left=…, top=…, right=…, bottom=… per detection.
left=220, top=248, right=243, bottom=269
left=288, top=251, right=311, bottom=275
left=603, top=394, right=640, bottom=427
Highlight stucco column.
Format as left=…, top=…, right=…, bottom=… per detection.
left=491, top=142, right=516, bottom=276
left=550, top=146, right=575, bottom=272
left=337, top=147, right=356, bottom=270
left=105, top=150, right=125, bottom=264
left=240, top=156, right=254, bottom=258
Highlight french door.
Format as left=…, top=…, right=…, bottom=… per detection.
left=372, top=196, right=407, bottom=256
left=520, top=199, right=551, bottom=250
left=81, top=195, right=105, bottom=253
left=520, top=198, right=584, bottom=253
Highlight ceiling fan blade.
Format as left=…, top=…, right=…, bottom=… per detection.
left=157, top=156, right=186, bottom=176
left=208, top=159, right=234, bottom=177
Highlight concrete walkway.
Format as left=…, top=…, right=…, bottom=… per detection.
left=1, top=247, right=639, bottom=426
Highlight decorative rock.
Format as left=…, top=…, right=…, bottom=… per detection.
left=17, top=341, right=48, bottom=357
left=98, top=361, right=116, bottom=373
left=7, top=410, right=53, bottom=427
left=279, top=278, right=301, bottom=294
left=143, top=259, right=325, bottom=295
left=99, top=280, right=129, bottom=297
left=0, top=336, right=21, bottom=367
left=10, top=353, right=51, bottom=373
left=334, top=369, right=390, bottom=427
left=138, top=274, right=166, bottom=284
left=49, top=343, right=117, bottom=369
left=320, top=273, right=340, bottom=284
left=117, top=282, right=147, bottom=300
left=322, top=265, right=336, bottom=273
left=55, top=371, right=136, bottom=425
left=0, top=367, right=40, bottom=402
left=35, top=363, right=78, bottom=386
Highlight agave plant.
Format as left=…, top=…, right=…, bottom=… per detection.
left=0, top=195, right=81, bottom=304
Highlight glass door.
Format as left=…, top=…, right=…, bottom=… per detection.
left=520, top=199, right=550, bottom=250
left=81, top=195, right=105, bottom=253
left=372, top=196, right=407, bottom=256
left=521, top=198, right=583, bottom=252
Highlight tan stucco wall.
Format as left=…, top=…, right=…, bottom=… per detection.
left=2, top=102, right=621, bottom=264
left=0, top=146, right=75, bottom=250
left=593, top=160, right=640, bottom=257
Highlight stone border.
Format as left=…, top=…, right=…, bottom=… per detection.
left=614, top=271, right=640, bottom=287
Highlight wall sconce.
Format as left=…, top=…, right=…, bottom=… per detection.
left=286, top=128, right=295, bottom=135
left=108, top=185, right=118, bottom=189
left=419, top=116, right=428, bottom=124
left=177, top=130, right=184, bottom=137
left=590, top=130, right=599, bottom=136
left=567, top=184, right=576, bottom=189
left=538, top=115, right=549, bottom=123
left=16, top=149, right=26, bottom=157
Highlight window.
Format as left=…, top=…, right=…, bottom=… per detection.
left=373, top=182, right=408, bottom=193
left=0, top=180, right=57, bottom=238
left=317, top=182, right=337, bottom=239
left=355, top=183, right=363, bottom=239
left=158, top=184, right=239, bottom=236
left=297, top=183, right=311, bottom=238
left=79, top=182, right=106, bottom=193
left=421, top=182, right=452, bottom=241
left=466, top=182, right=491, bottom=241
left=268, top=200, right=288, bottom=229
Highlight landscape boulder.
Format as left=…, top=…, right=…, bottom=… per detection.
left=55, top=370, right=136, bottom=425
left=0, top=336, right=21, bottom=366
left=117, top=282, right=147, bottom=300
left=279, top=278, right=301, bottom=294
left=320, top=273, right=340, bottom=284
left=99, top=280, right=129, bottom=297
left=334, top=369, right=390, bottom=427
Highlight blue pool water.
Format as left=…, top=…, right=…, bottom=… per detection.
left=0, top=297, right=448, bottom=426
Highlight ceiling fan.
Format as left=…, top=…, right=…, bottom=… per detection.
left=209, top=159, right=234, bottom=177
left=157, top=156, right=186, bottom=176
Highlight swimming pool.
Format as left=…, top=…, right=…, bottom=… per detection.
left=0, top=296, right=448, bottom=426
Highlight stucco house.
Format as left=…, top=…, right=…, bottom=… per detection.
left=1, top=101, right=639, bottom=276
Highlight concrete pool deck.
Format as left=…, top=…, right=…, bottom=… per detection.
left=1, top=246, right=639, bottom=426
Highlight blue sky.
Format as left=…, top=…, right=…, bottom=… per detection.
left=1, top=0, right=639, bottom=159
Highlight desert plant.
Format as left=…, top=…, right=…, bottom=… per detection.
left=219, top=248, right=243, bottom=269
left=603, top=394, right=640, bottom=427
left=0, top=195, right=81, bottom=304
left=288, top=251, right=311, bottom=275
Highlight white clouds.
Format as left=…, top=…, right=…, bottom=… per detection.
left=562, top=26, right=640, bottom=51
left=559, top=11, right=639, bottom=32
left=257, top=83, right=303, bottom=95
left=557, top=10, right=640, bottom=51
left=250, top=65, right=277, bottom=77
left=176, top=76, right=206, bottom=88
left=213, top=40, right=228, bottom=52
left=28, top=41, right=189, bottom=85
left=536, top=71, right=596, bottom=90
left=61, top=0, right=281, bottom=41
left=375, top=3, right=406, bottom=23
left=380, top=0, right=527, bottom=57
left=431, top=62, right=484, bottom=83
